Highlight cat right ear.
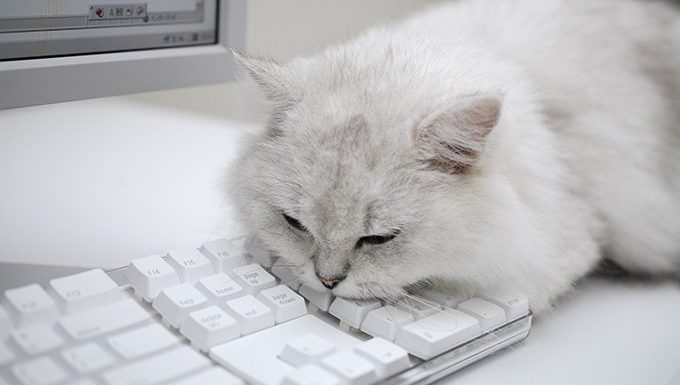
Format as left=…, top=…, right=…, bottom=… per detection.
left=415, top=96, right=502, bottom=174
left=232, top=51, right=301, bottom=105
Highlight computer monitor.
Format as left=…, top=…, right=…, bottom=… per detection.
left=0, top=0, right=246, bottom=109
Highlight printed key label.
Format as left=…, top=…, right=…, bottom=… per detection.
left=179, top=298, right=196, bottom=306
left=272, top=293, right=297, bottom=305
left=64, top=289, right=82, bottom=299
left=183, top=259, right=198, bottom=267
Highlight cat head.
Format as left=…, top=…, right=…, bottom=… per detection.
left=230, top=48, right=507, bottom=301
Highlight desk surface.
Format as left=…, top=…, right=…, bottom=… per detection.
left=1, top=97, right=679, bottom=385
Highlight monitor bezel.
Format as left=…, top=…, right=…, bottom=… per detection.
left=0, top=0, right=246, bottom=110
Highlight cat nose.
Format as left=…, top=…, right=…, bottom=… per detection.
left=316, top=272, right=346, bottom=289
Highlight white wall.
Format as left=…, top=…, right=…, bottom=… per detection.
left=246, top=0, right=441, bottom=59
left=126, top=0, right=441, bottom=125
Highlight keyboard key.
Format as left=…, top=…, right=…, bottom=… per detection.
left=281, top=365, right=340, bottom=385
left=108, top=323, right=179, bottom=359
left=232, top=264, right=276, bottom=294
left=418, top=289, right=464, bottom=309
left=480, top=292, right=529, bottom=321
left=166, top=249, right=213, bottom=283
left=196, top=273, right=243, bottom=300
left=62, top=342, right=115, bottom=373
left=0, top=341, right=16, bottom=366
left=200, top=238, right=249, bottom=272
left=211, top=315, right=362, bottom=385
left=152, top=283, right=208, bottom=328
left=299, top=285, right=334, bottom=311
left=60, top=298, right=150, bottom=340
left=4, top=284, right=59, bottom=325
left=102, top=346, right=210, bottom=385
left=394, top=296, right=441, bottom=320
left=257, top=285, right=307, bottom=323
left=49, top=269, right=121, bottom=313
left=270, top=259, right=302, bottom=289
left=320, top=351, right=377, bottom=385
left=328, top=297, right=381, bottom=329
left=279, top=333, right=336, bottom=367
left=244, top=235, right=274, bottom=268
left=0, top=304, right=12, bottom=339
left=361, top=306, right=414, bottom=341
left=180, top=305, right=239, bottom=351
left=126, top=255, right=181, bottom=301
left=12, top=356, right=68, bottom=385
left=354, top=338, right=410, bottom=378
left=12, top=323, right=64, bottom=355
left=396, top=309, right=481, bottom=359
left=457, top=298, right=507, bottom=332
left=168, top=367, right=244, bottom=385
left=224, top=295, right=274, bottom=335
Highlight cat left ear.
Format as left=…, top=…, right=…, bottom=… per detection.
left=232, top=51, right=301, bottom=105
left=415, top=96, right=501, bottom=174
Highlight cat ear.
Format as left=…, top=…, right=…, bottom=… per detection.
left=232, top=51, right=301, bottom=105
left=415, top=96, right=501, bottom=174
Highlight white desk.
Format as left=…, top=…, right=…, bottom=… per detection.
left=1, top=96, right=679, bottom=385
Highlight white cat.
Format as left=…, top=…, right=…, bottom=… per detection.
left=229, top=0, right=680, bottom=313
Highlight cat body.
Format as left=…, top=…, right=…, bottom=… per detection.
left=231, top=0, right=680, bottom=312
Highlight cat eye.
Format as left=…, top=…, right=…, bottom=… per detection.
left=355, top=230, right=400, bottom=248
left=282, top=212, right=308, bottom=233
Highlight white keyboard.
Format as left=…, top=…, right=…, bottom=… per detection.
left=0, top=236, right=532, bottom=385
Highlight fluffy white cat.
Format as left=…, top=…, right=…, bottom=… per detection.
left=230, top=0, right=680, bottom=313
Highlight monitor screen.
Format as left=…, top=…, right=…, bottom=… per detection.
left=0, top=0, right=245, bottom=110
left=0, top=0, right=218, bottom=61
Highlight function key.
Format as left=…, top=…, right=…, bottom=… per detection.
left=126, top=255, right=181, bottom=301
left=200, top=238, right=249, bottom=272
left=166, top=249, right=214, bottom=283
left=4, top=284, right=59, bottom=325
left=49, top=269, right=121, bottom=313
